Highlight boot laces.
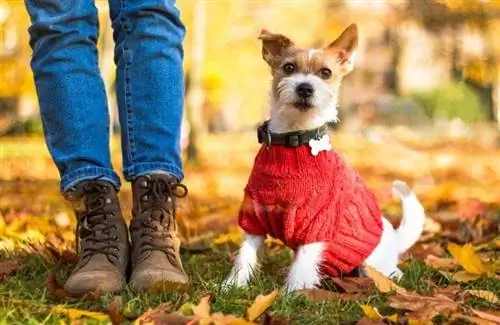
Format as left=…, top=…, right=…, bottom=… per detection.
left=138, top=177, right=187, bottom=264
left=75, top=182, right=119, bottom=261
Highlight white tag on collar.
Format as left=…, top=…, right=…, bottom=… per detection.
left=309, top=134, right=332, bottom=156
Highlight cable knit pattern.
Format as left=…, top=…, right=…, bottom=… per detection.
left=238, top=143, right=383, bottom=277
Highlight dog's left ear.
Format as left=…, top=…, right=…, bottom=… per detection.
left=258, top=29, right=295, bottom=67
left=325, top=24, right=358, bottom=74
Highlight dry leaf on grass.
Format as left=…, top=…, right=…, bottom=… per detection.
left=135, top=303, right=193, bottom=325
left=451, top=313, right=497, bottom=325
left=192, top=295, right=212, bottom=318
left=472, top=309, right=500, bottom=323
left=360, top=305, right=398, bottom=323
left=246, top=290, right=279, bottom=322
left=51, top=305, right=109, bottom=322
left=108, top=296, right=128, bottom=325
left=331, top=277, right=374, bottom=293
left=356, top=317, right=385, bottom=325
left=451, top=270, right=482, bottom=283
left=463, top=290, right=499, bottom=304
left=0, top=260, right=21, bottom=280
left=447, top=243, right=487, bottom=274
left=388, top=291, right=458, bottom=322
left=424, top=255, right=457, bottom=270
left=364, top=266, right=407, bottom=294
left=45, top=273, right=100, bottom=301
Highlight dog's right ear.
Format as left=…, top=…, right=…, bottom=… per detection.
left=258, top=29, right=294, bottom=66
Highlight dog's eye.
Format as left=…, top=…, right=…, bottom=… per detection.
left=282, top=63, right=296, bottom=74
left=319, top=68, right=332, bottom=79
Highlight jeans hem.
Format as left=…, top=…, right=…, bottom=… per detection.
left=61, top=167, right=121, bottom=193
left=123, top=162, right=184, bottom=181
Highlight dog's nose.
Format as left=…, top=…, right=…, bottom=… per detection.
left=296, top=83, right=314, bottom=98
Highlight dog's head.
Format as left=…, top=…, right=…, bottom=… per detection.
left=260, top=24, right=358, bottom=133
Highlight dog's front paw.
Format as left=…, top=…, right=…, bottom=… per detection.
left=282, top=279, right=318, bottom=293
left=221, top=272, right=250, bottom=291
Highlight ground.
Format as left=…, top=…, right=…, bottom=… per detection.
left=0, top=129, right=499, bottom=324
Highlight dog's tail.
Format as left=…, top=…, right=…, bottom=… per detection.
left=391, top=180, right=426, bottom=255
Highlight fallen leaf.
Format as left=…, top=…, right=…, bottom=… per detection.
left=356, top=317, right=385, bottom=325
left=463, top=290, right=499, bottom=304
left=45, top=273, right=100, bottom=301
left=451, top=313, right=497, bottom=325
left=424, top=255, right=457, bottom=271
left=108, top=296, right=127, bottom=325
left=360, top=305, right=382, bottom=320
left=192, top=295, right=211, bottom=318
left=246, top=290, right=279, bottom=322
left=0, top=260, right=21, bottom=280
left=364, top=266, right=407, bottom=294
left=331, top=277, right=374, bottom=293
left=259, top=313, right=290, bottom=325
left=51, top=306, right=109, bottom=322
left=434, top=285, right=460, bottom=299
left=135, top=303, right=194, bottom=325
left=447, top=243, right=487, bottom=274
left=452, top=270, right=482, bottom=283
left=472, top=309, right=500, bottom=323
left=389, top=291, right=458, bottom=322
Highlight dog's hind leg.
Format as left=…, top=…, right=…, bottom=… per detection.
left=222, top=233, right=264, bottom=290
left=283, top=242, right=324, bottom=292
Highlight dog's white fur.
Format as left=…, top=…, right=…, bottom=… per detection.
left=223, top=25, right=426, bottom=293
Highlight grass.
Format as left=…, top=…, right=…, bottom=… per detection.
left=1, top=134, right=499, bottom=324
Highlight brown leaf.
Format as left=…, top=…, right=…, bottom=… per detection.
left=45, top=273, right=100, bottom=301
left=364, top=266, right=407, bottom=294
left=108, top=296, right=127, bottom=325
left=259, top=313, right=291, bottom=325
left=472, top=309, right=500, bottom=323
left=331, top=277, right=374, bottom=293
left=135, top=303, right=193, bottom=325
left=424, top=255, right=457, bottom=270
left=389, top=292, right=458, bottom=322
left=434, top=285, right=460, bottom=299
left=452, top=313, right=497, bottom=325
left=59, top=250, right=80, bottom=264
left=0, top=260, right=21, bottom=280
left=246, top=290, right=279, bottom=322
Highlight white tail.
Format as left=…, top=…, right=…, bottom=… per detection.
left=391, top=180, right=426, bottom=255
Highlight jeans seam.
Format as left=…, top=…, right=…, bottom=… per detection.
left=123, top=162, right=183, bottom=181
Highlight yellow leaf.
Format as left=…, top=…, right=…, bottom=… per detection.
left=246, top=290, right=279, bottom=322
left=51, top=306, right=109, bottom=321
left=452, top=270, right=481, bottom=283
left=447, top=243, right=487, bottom=274
left=360, top=305, right=382, bottom=320
left=464, top=290, right=499, bottom=304
left=192, top=295, right=211, bottom=318
left=364, top=266, right=407, bottom=294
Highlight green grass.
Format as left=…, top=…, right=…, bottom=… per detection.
left=1, top=245, right=499, bottom=325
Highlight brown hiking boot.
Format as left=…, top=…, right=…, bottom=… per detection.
left=63, top=180, right=129, bottom=294
left=129, top=174, right=189, bottom=293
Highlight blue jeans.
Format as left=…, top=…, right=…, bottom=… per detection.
left=24, top=0, right=185, bottom=192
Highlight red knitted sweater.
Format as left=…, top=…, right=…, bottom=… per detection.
left=238, top=143, right=383, bottom=277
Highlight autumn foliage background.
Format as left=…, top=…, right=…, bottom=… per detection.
left=0, top=1, right=499, bottom=324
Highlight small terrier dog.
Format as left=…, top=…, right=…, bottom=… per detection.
left=222, top=24, right=426, bottom=292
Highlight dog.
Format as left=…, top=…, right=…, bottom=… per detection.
left=222, top=24, right=426, bottom=293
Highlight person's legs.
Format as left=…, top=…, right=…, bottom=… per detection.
left=24, top=0, right=121, bottom=191
left=24, top=0, right=128, bottom=294
left=107, top=0, right=187, bottom=293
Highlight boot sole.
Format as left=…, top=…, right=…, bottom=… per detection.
left=132, top=280, right=189, bottom=294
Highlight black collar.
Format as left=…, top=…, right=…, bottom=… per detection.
left=257, top=120, right=329, bottom=147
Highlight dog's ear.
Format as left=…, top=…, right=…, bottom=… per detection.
left=325, top=24, right=358, bottom=74
left=258, top=29, right=294, bottom=66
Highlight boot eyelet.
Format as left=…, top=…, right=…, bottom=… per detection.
left=141, top=181, right=148, bottom=188
left=142, top=196, right=148, bottom=202
left=105, top=198, right=112, bottom=204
